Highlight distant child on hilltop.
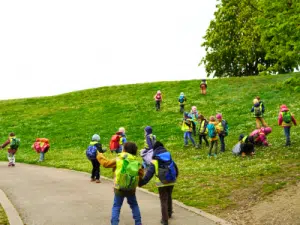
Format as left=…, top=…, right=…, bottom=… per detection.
left=32, top=138, right=50, bottom=162
left=250, top=127, right=272, bottom=146
left=181, top=113, right=196, bottom=147
left=207, top=116, right=218, bottom=157
left=0, top=132, right=20, bottom=167
left=86, top=134, right=106, bottom=183
left=216, top=113, right=228, bottom=152
left=278, top=104, right=297, bottom=146
left=140, top=126, right=156, bottom=168
left=189, top=106, right=199, bottom=136
left=251, top=98, right=268, bottom=129
left=197, top=115, right=209, bottom=148
left=154, top=90, right=163, bottom=111
left=200, top=79, right=207, bottom=95
left=97, top=142, right=143, bottom=225
left=178, top=92, right=187, bottom=113
left=109, top=128, right=127, bottom=154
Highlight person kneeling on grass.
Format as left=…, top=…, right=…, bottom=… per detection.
left=139, top=141, right=178, bottom=225
left=97, top=142, right=143, bottom=225
left=239, top=134, right=255, bottom=157
left=32, top=138, right=50, bottom=162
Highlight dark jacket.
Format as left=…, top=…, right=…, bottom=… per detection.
left=139, top=146, right=178, bottom=187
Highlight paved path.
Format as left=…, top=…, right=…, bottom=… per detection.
left=0, top=162, right=217, bottom=225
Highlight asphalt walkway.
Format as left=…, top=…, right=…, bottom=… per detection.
left=0, top=162, right=218, bottom=225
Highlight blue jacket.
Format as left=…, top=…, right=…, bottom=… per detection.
left=139, top=146, right=178, bottom=187
left=251, top=101, right=265, bottom=114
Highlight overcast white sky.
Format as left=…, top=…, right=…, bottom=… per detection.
left=0, top=1, right=217, bottom=100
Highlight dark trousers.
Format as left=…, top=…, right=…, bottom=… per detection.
left=240, top=143, right=254, bottom=155
left=91, top=159, right=100, bottom=180
left=199, top=135, right=209, bottom=147
left=283, top=126, right=291, bottom=145
left=209, top=140, right=218, bottom=155
left=219, top=134, right=225, bottom=152
left=192, top=122, right=196, bottom=136
left=180, top=104, right=184, bottom=113
left=155, top=101, right=161, bottom=110
left=158, top=186, right=174, bottom=222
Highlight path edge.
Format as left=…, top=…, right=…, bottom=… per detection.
left=0, top=189, right=24, bottom=225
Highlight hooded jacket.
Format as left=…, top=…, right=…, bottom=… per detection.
left=144, top=126, right=155, bottom=150
left=278, top=106, right=297, bottom=127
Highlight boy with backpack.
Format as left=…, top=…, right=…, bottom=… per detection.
left=278, top=104, right=297, bottom=146
left=200, top=79, right=207, bottom=95
left=181, top=113, right=196, bottom=147
left=110, top=128, right=126, bottom=154
left=154, top=90, right=163, bottom=111
left=97, top=142, right=143, bottom=225
left=140, top=126, right=156, bottom=168
left=207, top=116, right=218, bottom=157
left=86, top=134, right=106, bottom=183
left=216, top=113, right=228, bottom=152
left=0, top=132, right=20, bottom=166
left=32, top=138, right=50, bottom=162
left=197, top=115, right=209, bottom=148
left=251, top=98, right=268, bottom=129
left=139, top=141, right=178, bottom=225
left=178, top=92, right=186, bottom=113
left=189, top=106, right=199, bottom=136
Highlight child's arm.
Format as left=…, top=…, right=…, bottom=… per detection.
left=292, top=115, right=297, bottom=126
left=138, top=163, right=155, bottom=187
left=146, top=135, right=153, bottom=150
left=278, top=113, right=283, bottom=125
left=95, top=143, right=105, bottom=153
left=97, top=153, right=116, bottom=168
left=250, top=106, right=254, bottom=112
left=1, top=139, right=10, bottom=149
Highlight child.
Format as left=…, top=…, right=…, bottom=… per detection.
left=97, top=142, right=143, bottom=225
left=139, top=141, right=178, bottom=225
left=207, top=116, right=218, bottom=157
left=0, top=132, right=20, bottom=166
left=32, top=138, right=50, bottom=162
left=251, top=98, right=268, bottom=129
left=154, top=90, right=163, bottom=111
left=278, top=104, right=297, bottom=146
left=200, top=79, right=207, bottom=95
left=140, top=126, right=156, bottom=168
left=239, top=134, right=255, bottom=157
left=197, top=115, right=209, bottom=148
left=178, top=92, right=186, bottom=113
left=86, top=134, right=106, bottom=183
left=118, top=127, right=127, bottom=153
left=109, top=129, right=126, bottom=154
left=216, top=113, right=228, bottom=152
left=189, top=106, right=199, bottom=136
left=250, top=127, right=272, bottom=146
left=181, top=113, right=196, bottom=147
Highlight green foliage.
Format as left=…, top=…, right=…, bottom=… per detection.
left=271, top=76, right=300, bottom=93
left=0, top=204, right=9, bottom=225
left=201, top=0, right=300, bottom=77
left=0, top=73, right=300, bottom=214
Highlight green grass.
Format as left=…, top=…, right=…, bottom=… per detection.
left=0, top=73, right=300, bottom=215
left=0, top=204, right=9, bottom=225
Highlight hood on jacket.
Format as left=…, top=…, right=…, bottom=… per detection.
left=254, top=102, right=260, bottom=107
left=144, top=126, right=152, bottom=135
left=262, top=127, right=272, bottom=135
left=116, top=131, right=123, bottom=135
left=280, top=104, right=289, bottom=112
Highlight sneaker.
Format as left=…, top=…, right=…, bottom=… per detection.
left=12, top=163, right=15, bottom=167
left=207, top=154, right=211, bottom=158
left=91, top=178, right=96, bottom=182
left=184, top=144, right=188, bottom=147
left=213, top=153, right=217, bottom=158
left=8, top=162, right=12, bottom=167
left=160, top=219, right=168, bottom=225
left=95, top=179, right=101, bottom=183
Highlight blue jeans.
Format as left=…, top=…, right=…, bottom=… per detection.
left=218, top=134, right=225, bottom=152
left=184, top=132, right=195, bottom=146
left=39, top=152, right=45, bottom=161
left=111, top=193, right=142, bottom=225
left=284, top=127, right=291, bottom=145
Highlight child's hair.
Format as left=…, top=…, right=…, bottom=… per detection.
left=253, top=98, right=259, bottom=104
left=92, top=134, right=100, bottom=141
left=209, top=116, right=216, bottom=122
left=119, top=127, right=125, bottom=134
left=256, top=96, right=260, bottom=101
left=153, top=141, right=164, bottom=150
left=157, top=90, right=161, bottom=94
left=199, top=115, right=204, bottom=120
left=123, top=142, right=138, bottom=155
left=191, top=106, right=197, bottom=111
left=9, top=132, right=15, bottom=137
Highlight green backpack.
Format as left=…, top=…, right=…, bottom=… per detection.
left=10, top=137, right=20, bottom=150
left=283, top=111, right=292, bottom=123
left=254, top=105, right=262, bottom=117
left=116, top=155, right=140, bottom=191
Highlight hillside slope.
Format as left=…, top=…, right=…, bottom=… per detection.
left=0, top=73, right=299, bottom=216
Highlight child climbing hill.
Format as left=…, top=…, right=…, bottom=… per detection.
left=178, top=92, right=186, bottom=113
left=32, top=138, right=50, bottom=162
left=278, top=104, right=297, bottom=146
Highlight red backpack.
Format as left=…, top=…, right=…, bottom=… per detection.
left=109, top=135, right=121, bottom=151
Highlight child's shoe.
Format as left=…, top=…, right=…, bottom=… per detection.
left=95, top=179, right=101, bottom=183
left=207, top=153, right=211, bottom=158
left=213, top=153, right=217, bottom=158
left=91, top=178, right=96, bottom=182
left=12, top=163, right=15, bottom=167
left=160, top=219, right=168, bottom=225
left=8, top=162, right=12, bottom=167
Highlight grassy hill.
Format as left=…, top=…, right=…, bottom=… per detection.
left=0, top=73, right=300, bottom=216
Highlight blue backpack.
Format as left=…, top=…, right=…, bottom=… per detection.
left=207, top=123, right=217, bottom=138
left=156, top=152, right=177, bottom=184
left=86, top=145, right=97, bottom=160
left=179, top=95, right=185, bottom=103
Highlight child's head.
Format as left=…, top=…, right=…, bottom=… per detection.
left=209, top=116, right=216, bottom=122
left=123, top=142, right=138, bottom=155
left=191, top=106, right=197, bottom=112
left=180, top=92, right=184, bottom=96
left=253, top=98, right=259, bottom=104
left=144, top=126, right=152, bottom=135
left=262, top=127, right=272, bottom=135
left=9, top=132, right=15, bottom=137
left=92, top=134, right=100, bottom=142
left=153, top=141, right=164, bottom=150
left=198, top=114, right=204, bottom=121
left=280, top=104, right=289, bottom=111
left=239, top=134, right=244, bottom=141
left=157, top=90, right=161, bottom=94
left=216, top=113, right=222, bottom=121
left=119, top=127, right=125, bottom=134
left=256, top=96, right=261, bottom=101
